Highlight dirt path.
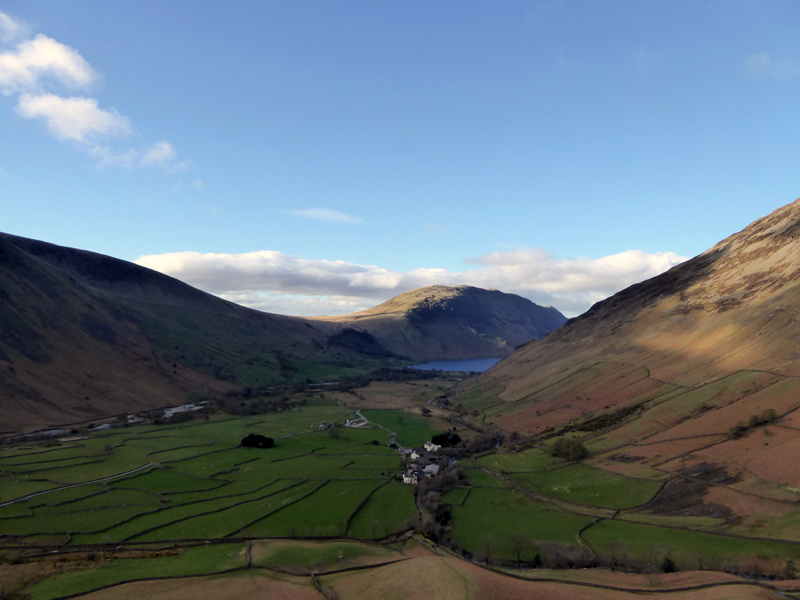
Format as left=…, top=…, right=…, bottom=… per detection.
left=0, top=462, right=154, bottom=507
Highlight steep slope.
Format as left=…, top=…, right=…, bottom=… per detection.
left=317, top=285, right=567, bottom=361
left=0, top=233, right=391, bottom=433
left=460, top=197, right=800, bottom=525
left=0, top=234, right=564, bottom=432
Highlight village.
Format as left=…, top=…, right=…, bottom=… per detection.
left=399, top=441, right=442, bottom=484
left=323, top=410, right=450, bottom=485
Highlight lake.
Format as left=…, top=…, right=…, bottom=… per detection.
left=409, top=358, right=502, bottom=373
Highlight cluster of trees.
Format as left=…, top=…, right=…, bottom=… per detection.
left=550, top=436, right=589, bottom=461
left=729, top=408, right=779, bottom=439
left=241, top=433, right=275, bottom=449
left=214, top=395, right=303, bottom=416
left=431, top=431, right=461, bottom=446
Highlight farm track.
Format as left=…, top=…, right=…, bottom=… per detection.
left=0, top=462, right=155, bottom=507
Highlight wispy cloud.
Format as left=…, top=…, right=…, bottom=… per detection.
left=16, top=93, right=131, bottom=141
left=0, top=11, right=189, bottom=172
left=290, top=208, right=364, bottom=224
left=0, top=11, right=27, bottom=44
left=744, top=52, right=800, bottom=80
left=636, top=48, right=662, bottom=76
left=135, top=246, right=687, bottom=317
left=90, top=141, right=189, bottom=171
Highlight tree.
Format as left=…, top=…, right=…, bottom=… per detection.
left=241, top=433, right=274, bottom=449
left=479, top=533, right=494, bottom=563
left=550, top=436, right=589, bottom=461
left=661, top=556, right=677, bottom=573
left=509, top=532, right=532, bottom=562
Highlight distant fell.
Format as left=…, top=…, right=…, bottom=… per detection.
left=317, top=284, right=567, bottom=361
left=0, top=234, right=564, bottom=432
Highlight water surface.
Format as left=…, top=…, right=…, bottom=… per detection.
left=409, top=358, right=501, bottom=373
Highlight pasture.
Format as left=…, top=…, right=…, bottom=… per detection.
left=5, top=400, right=800, bottom=598
left=0, top=406, right=413, bottom=548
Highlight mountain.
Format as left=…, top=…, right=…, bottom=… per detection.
left=460, top=197, right=800, bottom=520
left=317, top=285, right=567, bottom=361
left=0, top=233, right=564, bottom=433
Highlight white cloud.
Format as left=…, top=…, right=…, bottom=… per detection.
left=17, top=93, right=131, bottom=141
left=192, top=179, right=203, bottom=189
left=0, top=11, right=28, bottom=45
left=0, top=16, right=189, bottom=172
left=89, top=144, right=139, bottom=169
left=134, top=246, right=687, bottom=317
left=89, top=141, right=189, bottom=171
left=291, top=208, right=364, bottom=224
left=744, top=52, right=800, bottom=80
left=0, top=33, right=95, bottom=95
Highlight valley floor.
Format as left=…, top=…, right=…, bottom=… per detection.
left=3, top=375, right=800, bottom=599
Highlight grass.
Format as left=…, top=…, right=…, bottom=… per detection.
left=253, top=539, right=395, bottom=569
left=161, top=446, right=260, bottom=476
left=27, top=543, right=246, bottom=600
left=464, top=468, right=509, bottom=488
left=347, top=481, right=418, bottom=539
left=131, top=480, right=317, bottom=541
left=0, top=479, right=61, bottom=503
left=476, top=447, right=566, bottom=472
left=0, top=504, right=158, bottom=537
left=35, top=489, right=161, bottom=512
left=583, top=518, right=800, bottom=570
left=510, top=464, right=662, bottom=509
left=450, top=488, right=595, bottom=560
left=109, top=468, right=224, bottom=494
left=361, top=409, right=443, bottom=447
left=70, top=481, right=289, bottom=544
left=15, top=403, right=800, bottom=597
left=244, top=479, right=380, bottom=537
left=441, top=487, right=470, bottom=506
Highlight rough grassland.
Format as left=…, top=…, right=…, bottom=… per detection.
left=583, top=519, right=800, bottom=571
left=510, top=464, right=663, bottom=509
left=26, top=543, right=246, bottom=600
left=251, top=539, right=397, bottom=572
left=477, top=447, right=565, bottom=472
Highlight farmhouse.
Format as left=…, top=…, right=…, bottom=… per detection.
left=401, top=440, right=445, bottom=484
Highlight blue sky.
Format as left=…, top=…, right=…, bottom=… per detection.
left=1, top=1, right=799, bottom=316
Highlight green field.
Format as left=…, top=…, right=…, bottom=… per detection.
left=5, top=402, right=800, bottom=596
left=26, top=543, right=247, bottom=600
left=360, top=409, right=443, bottom=447
left=347, top=481, right=418, bottom=539
left=450, top=488, right=595, bottom=560
left=582, top=518, right=800, bottom=571
left=477, top=447, right=566, bottom=472
left=509, top=464, right=663, bottom=509
left=0, top=409, right=411, bottom=546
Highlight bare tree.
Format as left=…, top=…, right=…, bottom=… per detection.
left=509, top=531, right=531, bottom=562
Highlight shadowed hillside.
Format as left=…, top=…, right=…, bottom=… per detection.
left=318, top=285, right=566, bottom=361
left=0, top=234, right=564, bottom=432
left=0, top=233, right=389, bottom=433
